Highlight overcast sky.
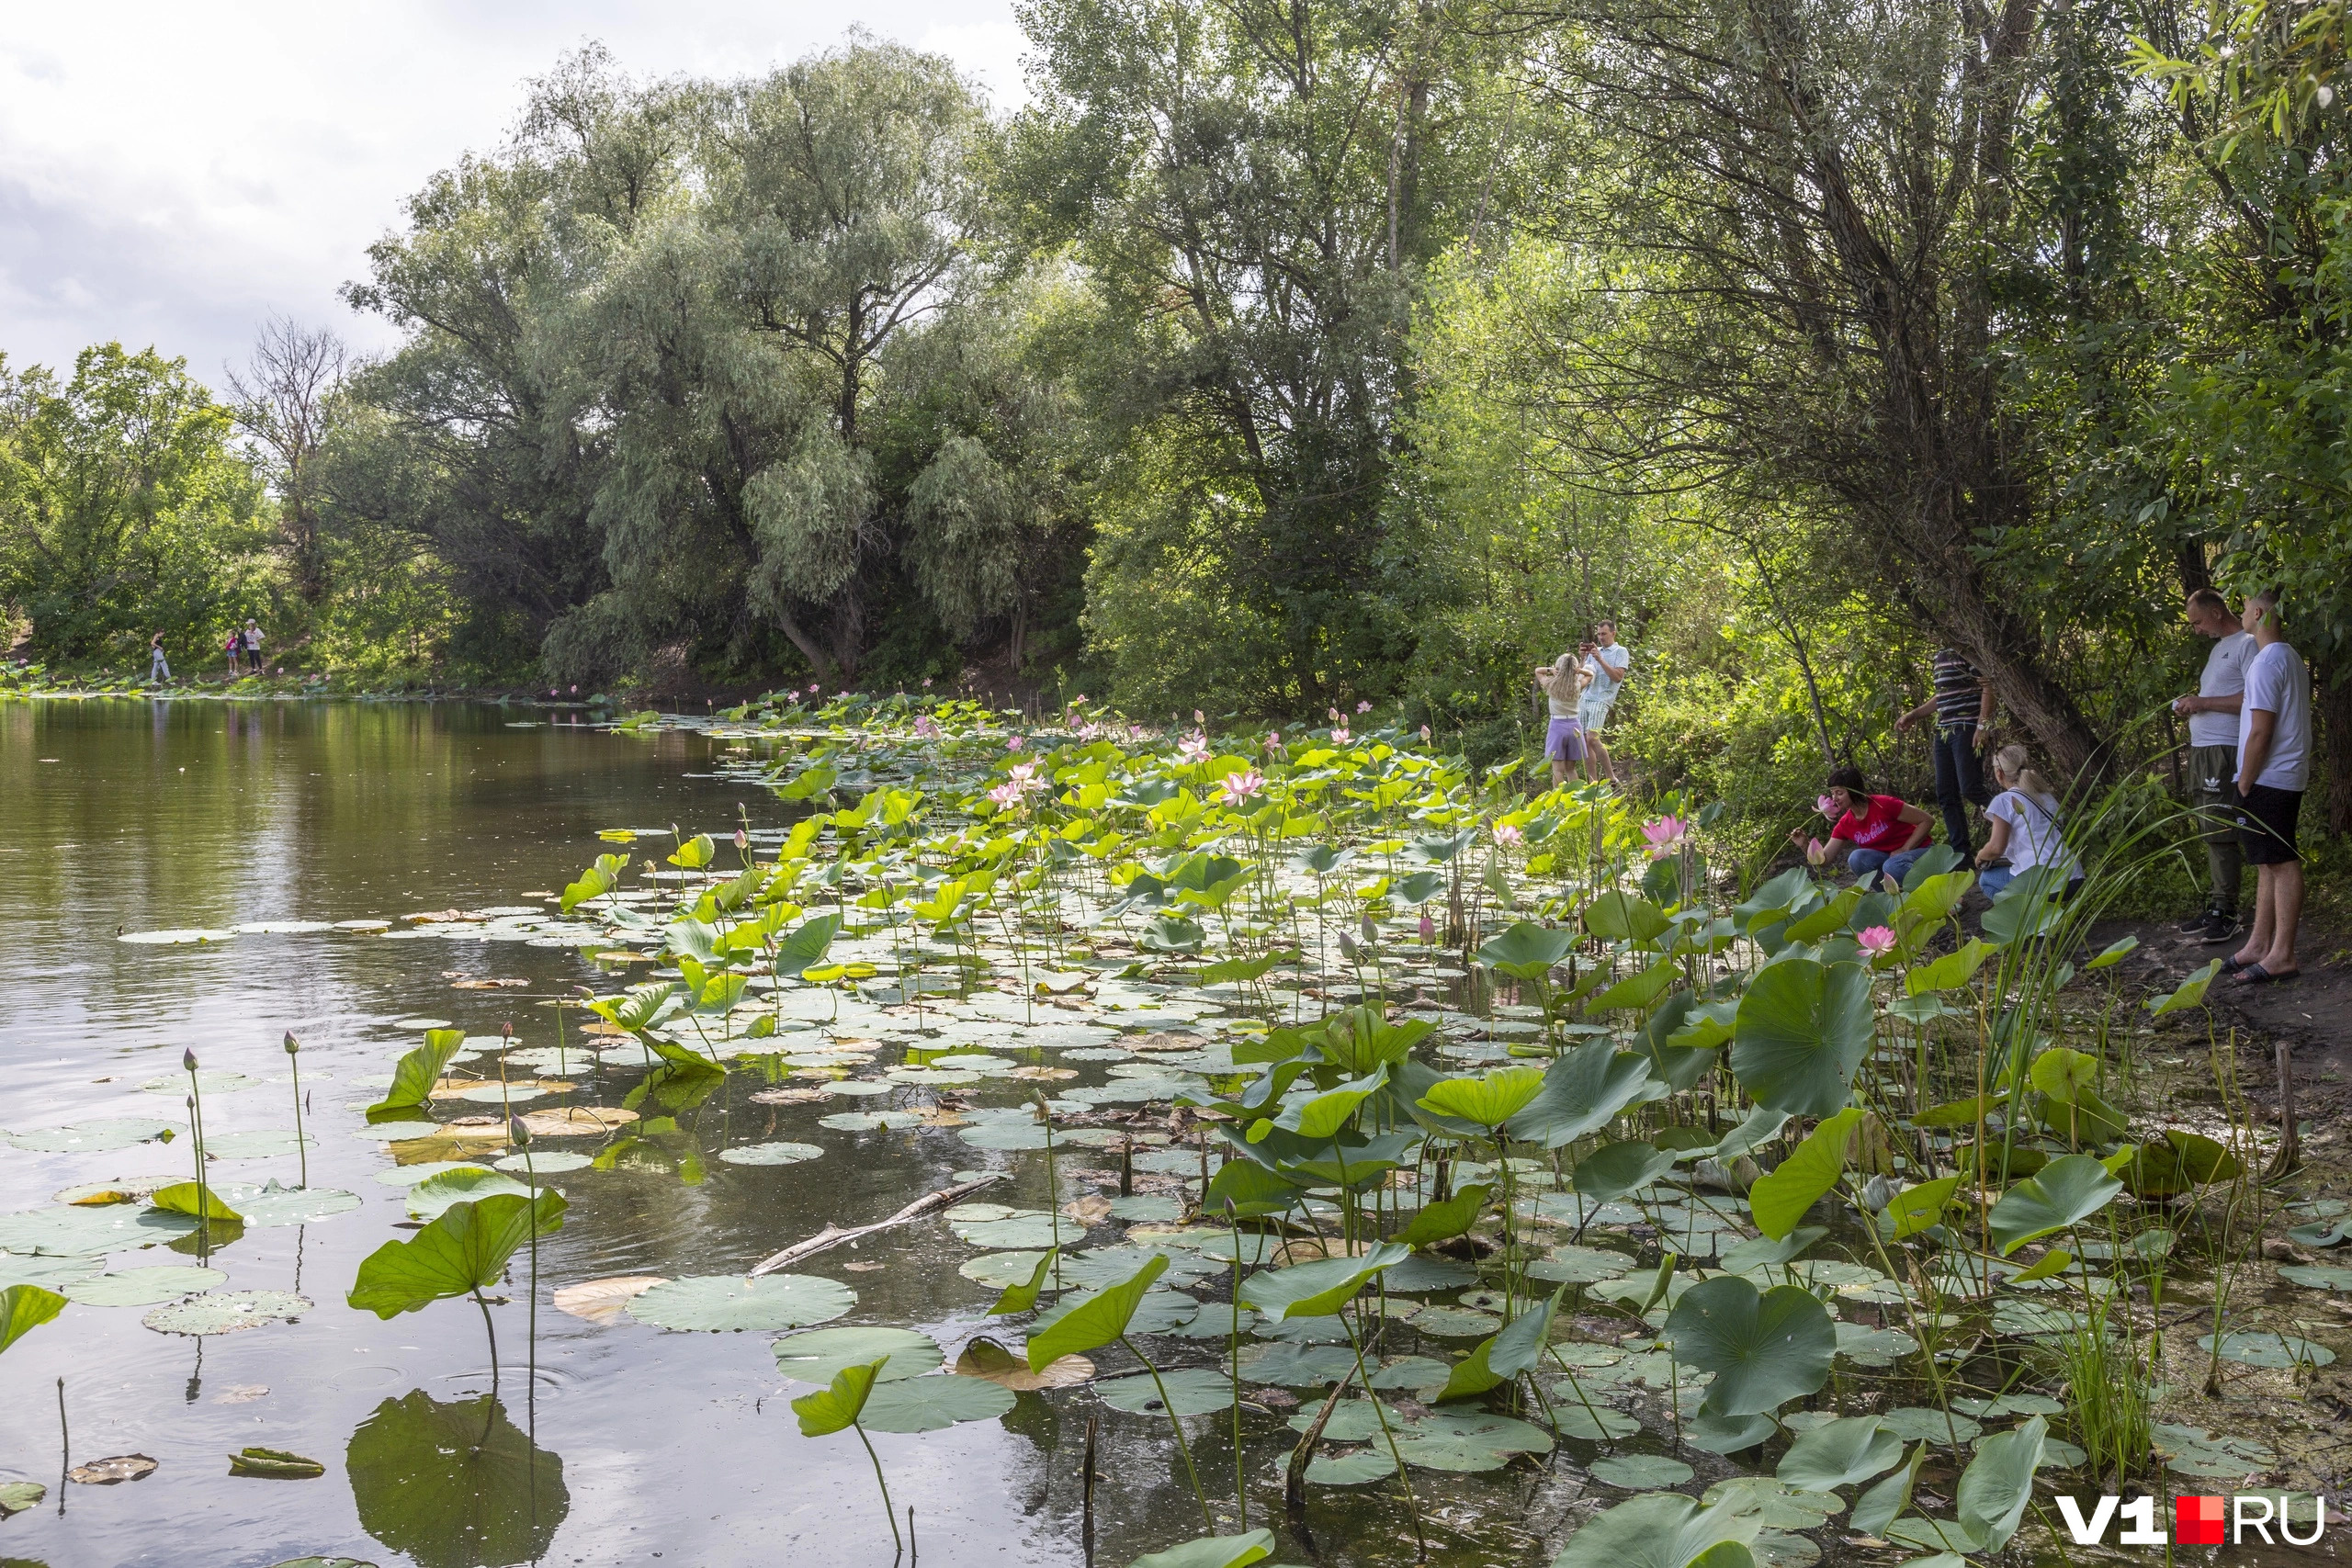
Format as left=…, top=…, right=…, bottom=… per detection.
left=0, top=2, right=1025, bottom=391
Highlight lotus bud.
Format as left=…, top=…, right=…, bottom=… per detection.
left=283, top=1031, right=300, bottom=1056
left=183, top=1048, right=198, bottom=1073
left=1419, top=912, right=1436, bottom=942
left=1361, top=914, right=1376, bottom=943
left=502, top=1021, right=514, bottom=1041
left=734, top=829, right=750, bottom=851
left=508, top=1115, right=533, bottom=1150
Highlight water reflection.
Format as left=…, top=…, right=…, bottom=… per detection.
left=347, top=1391, right=567, bottom=1568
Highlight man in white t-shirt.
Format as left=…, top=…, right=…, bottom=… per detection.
left=1578, top=621, right=1632, bottom=781
left=2226, top=589, right=2312, bottom=985
left=2170, top=587, right=2256, bottom=942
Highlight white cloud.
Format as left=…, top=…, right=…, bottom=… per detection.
left=0, top=0, right=1023, bottom=389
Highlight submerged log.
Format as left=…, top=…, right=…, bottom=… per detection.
left=747, top=1171, right=1008, bottom=1276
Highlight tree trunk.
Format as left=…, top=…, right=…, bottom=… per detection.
left=2320, top=658, right=2352, bottom=837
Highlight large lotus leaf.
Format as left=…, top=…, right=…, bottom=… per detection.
left=791, top=1358, right=882, bottom=1435
left=953, top=1212, right=1064, bottom=1249
left=1954, top=1416, right=2045, bottom=1550
left=1250, top=1067, right=1387, bottom=1144
left=1027, top=1253, right=1169, bottom=1368
left=1529, top=1244, right=1634, bottom=1284
left=717, top=1141, right=825, bottom=1167
left=0, top=1202, right=198, bottom=1255
left=1718, top=1227, right=1826, bottom=1276
left=349, top=1190, right=566, bottom=1317
left=1776, top=1416, right=1902, bottom=1492
left=2, top=1118, right=175, bottom=1153
left=1395, top=1183, right=1492, bottom=1248
left=1389, top=1410, right=1553, bottom=1472
left=1590, top=956, right=1679, bottom=1013
left=0, top=1282, right=66, bottom=1353
left=1239, top=1241, right=1409, bottom=1320
left=860, top=1371, right=1018, bottom=1432
left=1418, top=1066, right=1545, bottom=1129
left=1584, top=893, right=1671, bottom=945
left=1877, top=1176, right=1962, bottom=1242
left=1979, top=867, right=2074, bottom=946
left=1239, top=1341, right=1356, bottom=1386
left=628, top=1272, right=855, bottom=1332
left=774, top=913, right=843, bottom=979
left=1573, top=1141, right=1676, bottom=1205
left=403, top=1168, right=534, bottom=1222
left=1986, top=1155, right=2121, bottom=1255
left=1477, top=920, right=1579, bottom=978
left=1304, top=1450, right=1394, bottom=1486
left=1665, top=1276, right=1836, bottom=1416
left=1504, top=1037, right=1663, bottom=1148
left=773, top=1325, right=944, bottom=1383
left=1905, top=940, right=1994, bottom=996
left=348, top=1391, right=566, bottom=1566
left=65, top=1265, right=227, bottom=1306
left=1552, top=1402, right=1643, bottom=1441
left=1730, top=960, right=1874, bottom=1116
left=1590, top=1455, right=1697, bottom=1489
left=1747, top=1109, right=1862, bottom=1240
left=1849, top=1441, right=1926, bottom=1537
left=1035, top=1283, right=1198, bottom=1340
left=958, top=1120, right=1052, bottom=1151
left=0, top=1251, right=99, bottom=1291
left=2026, top=1047, right=2098, bottom=1104
left=368, top=1030, right=468, bottom=1120
left=1552, top=1491, right=1763, bottom=1568
left=143, top=1289, right=309, bottom=1336
left=1680, top=1411, right=1780, bottom=1454
left=1095, top=1366, right=1232, bottom=1416
left=1057, top=1246, right=1220, bottom=1290
left=151, top=1180, right=243, bottom=1223
left=1128, top=1530, right=1276, bottom=1568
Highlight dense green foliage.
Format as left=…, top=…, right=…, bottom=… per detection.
left=6, top=8, right=2352, bottom=829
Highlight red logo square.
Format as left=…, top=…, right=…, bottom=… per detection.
left=2177, top=1495, right=2227, bottom=1546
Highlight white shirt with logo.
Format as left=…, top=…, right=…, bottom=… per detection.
left=2189, top=630, right=2255, bottom=749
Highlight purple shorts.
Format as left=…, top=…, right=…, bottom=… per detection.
left=1545, top=716, right=1585, bottom=762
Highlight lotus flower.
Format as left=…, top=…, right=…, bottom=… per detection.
left=1419, top=725, right=1432, bottom=745
left=922, top=676, right=933, bottom=688
left=1357, top=700, right=1373, bottom=714
left=1330, top=725, right=1351, bottom=744
left=1804, top=837, right=1827, bottom=865
left=1858, top=925, right=1898, bottom=957
left=1177, top=731, right=1210, bottom=763
left=1816, top=794, right=1838, bottom=818
left=808, top=682, right=820, bottom=694
left=1329, top=706, right=1341, bottom=721
left=1265, top=731, right=1283, bottom=750
left=1493, top=821, right=1523, bottom=846
left=1194, top=709, right=1205, bottom=725
left=912, top=715, right=940, bottom=739
left=1419, top=912, right=1436, bottom=942
left=1009, top=762, right=1038, bottom=786
left=987, top=782, right=1025, bottom=810
left=1218, top=769, right=1266, bottom=806
left=733, top=829, right=750, bottom=851
left=1072, top=694, right=1088, bottom=706
left=1007, top=735, right=1023, bottom=751
left=1641, top=815, right=1690, bottom=859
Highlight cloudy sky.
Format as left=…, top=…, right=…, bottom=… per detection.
left=0, top=2, right=1024, bottom=390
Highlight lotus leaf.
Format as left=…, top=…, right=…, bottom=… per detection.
left=0, top=1251, right=98, bottom=1291
left=953, top=1213, right=1064, bottom=1249
left=0, top=1282, right=66, bottom=1353
left=2279, top=1264, right=2352, bottom=1290
left=1478, top=920, right=1580, bottom=977
left=824, top=1110, right=929, bottom=1132
left=1747, top=1108, right=1861, bottom=1240
left=1389, top=1410, right=1552, bottom=1472
left=1573, top=1141, right=1675, bottom=1205
left=861, top=1371, right=1018, bottom=1431
left=1985, top=1154, right=2121, bottom=1254
left=1776, top=1416, right=1902, bottom=1492
left=1418, top=1066, right=1545, bottom=1128
left=1718, top=1228, right=1826, bottom=1275
left=2154, top=1422, right=2274, bottom=1479
left=1551, top=1403, right=1642, bottom=1440
left=1239, top=1341, right=1356, bottom=1386
left=1665, top=1276, right=1836, bottom=1416
left=1026, top=1253, right=1170, bottom=1368
left=151, top=1181, right=243, bottom=1222
left=65, top=1265, right=228, bottom=1306
left=1238, top=1241, right=1409, bottom=1319
left=0, top=1481, right=45, bottom=1515
left=1679, top=1410, right=1778, bottom=1453
left=1701, top=1477, right=1843, bottom=1528
left=350, top=1190, right=565, bottom=1316
left=1590, top=1455, right=1695, bottom=1488
left=1127, top=1530, right=1276, bottom=1568
left=1504, top=1037, right=1661, bottom=1148
left=143, top=1289, right=310, bottom=1336
left=2197, top=1330, right=2335, bottom=1369
left=493, top=1150, right=594, bottom=1173
left=2, top=1118, right=176, bottom=1153
left=627, top=1272, right=855, bottom=1331
left=1551, top=1490, right=1763, bottom=1568
left=1304, top=1449, right=1395, bottom=1485
left=1383, top=1253, right=1476, bottom=1291
left=1904, top=940, right=1993, bottom=996
left=228, top=1446, right=325, bottom=1479
left=368, top=1030, right=468, bottom=1119
left=1729, top=960, right=1874, bottom=1116
left=1096, top=1365, right=1232, bottom=1416
left=774, top=1325, right=944, bottom=1383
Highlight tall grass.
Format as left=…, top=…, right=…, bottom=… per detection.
left=2056, top=1292, right=2154, bottom=1487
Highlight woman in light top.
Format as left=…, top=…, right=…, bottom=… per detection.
left=1974, top=744, right=2083, bottom=899
left=1533, top=653, right=1589, bottom=785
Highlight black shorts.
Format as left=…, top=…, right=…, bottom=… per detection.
left=2239, top=783, right=2303, bottom=865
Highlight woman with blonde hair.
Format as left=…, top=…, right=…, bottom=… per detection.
left=1533, top=653, right=1589, bottom=785
left=1974, top=744, right=2083, bottom=899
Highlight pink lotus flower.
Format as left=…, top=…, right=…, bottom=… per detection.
left=912, top=715, right=940, bottom=739
left=987, top=782, right=1025, bottom=810
left=1419, top=912, right=1436, bottom=942
left=1816, top=794, right=1838, bottom=818
left=1641, top=815, right=1690, bottom=860
left=1493, top=822, right=1523, bottom=846
left=1009, top=761, right=1038, bottom=785
left=1357, top=700, right=1373, bottom=714
left=1218, top=770, right=1266, bottom=806
left=1177, top=731, right=1210, bottom=763
left=1265, top=731, right=1282, bottom=750
left=1072, top=694, right=1088, bottom=706
left=1007, top=735, right=1023, bottom=751
left=1193, top=709, right=1205, bottom=724
left=1858, top=925, right=1898, bottom=956
left=922, top=676, right=933, bottom=688
left=1804, top=837, right=1827, bottom=865
left=1419, top=725, right=1431, bottom=745
left=733, top=829, right=750, bottom=850
left=1328, top=707, right=1341, bottom=721
left=1330, top=725, right=1351, bottom=744
left=808, top=682, right=820, bottom=694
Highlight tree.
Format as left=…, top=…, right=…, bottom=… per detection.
left=0, top=344, right=272, bottom=660
left=229, top=317, right=345, bottom=604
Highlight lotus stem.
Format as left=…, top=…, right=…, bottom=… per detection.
left=1340, top=1304, right=1424, bottom=1561
left=473, top=1290, right=500, bottom=1411
left=1226, top=1198, right=1245, bottom=1529
left=854, top=1421, right=903, bottom=1555
left=1120, top=1335, right=1213, bottom=1532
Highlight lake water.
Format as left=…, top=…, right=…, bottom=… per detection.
left=0, top=699, right=1483, bottom=1568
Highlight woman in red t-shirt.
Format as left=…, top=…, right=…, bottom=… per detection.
left=1788, top=765, right=1935, bottom=892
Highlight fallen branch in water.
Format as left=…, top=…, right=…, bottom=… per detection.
left=748, top=1171, right=1008, bottom=1276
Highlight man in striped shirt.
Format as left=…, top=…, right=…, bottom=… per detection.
left=1895, top=648, right=1996, bottom=857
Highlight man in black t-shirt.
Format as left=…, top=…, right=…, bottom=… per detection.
left=1895, top=648, right=1995, bottom=856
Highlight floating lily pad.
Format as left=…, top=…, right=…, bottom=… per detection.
left=1589, top=1454, right=1694, bottom=1488
left=215, top=1182, right=362, bottom=1226
left=1702, top=1476, right=1844, bottom=1529
left=1286, top=1396, right=1403, bottom=1441
left=2, top=1118, right=176, bottom=1153
left=0, top=1202, right=198, bottom=1254
left=1240, top=1342, right=1357, bottom=1386
left=959, top=1249, right=1056, bottom=1289
left=2278, top=1264, right=2352, bottom=1291
left=143, top=1290, right=310, bottom=1336
left=0, top=1481, right=46, bottom=1515
left=0, top=1250, right=99, bottom=1290
left=2154, top=1422, right=2275, bottom=1480
left=952, top=1213, right=1063, bottom=1249
left=1384, top=1254, right=1477, bottom=1292
left=1369, top=1356, right=1453, bottom=1393
left=1390, top=1411, right=1553, bottom=1472
left=142, top=1070, right=263, bottom=1095
left=406, top=1169, right=532, bottom=1220
left=1304, top=1449, right=1396, bottom=1485
left=199, top=1130, right=316, bottom=1159
left=1108, top=1194, right=1188, bottom=1223
left=820, top=1111, right=927, bottom=1132
left=957, top=1121, right=1052, bottom=1151
left=550, top=1275, right=666, bottom=1325
left=717, top=1142, right=825, bottom=1167
left=627, top=1273, right=855, bottom=1332
left=1551, top=1403, right=1642, bottom=1441
left=1254, top=1313, right=1351, bottom=1344
left=66, top=1265, right=228, bottom=1305
left=859, top=1373, right=1017, bottom=1432
left=1529, top=1246, right=1634, bottom=1285
left=773, top=1325, right=944, bottom=1383
left=1171, top=1303, right=1258, bottom=1340
left=1833, top=1323, right=1919, bottom=1366
left=68, top=1453, right=158, bottom=1483
left=1097, top=1366, right=1233, bottom=1416
left=1412, top=1307, right=1503, bottom=1337
left=1877, top=1407, right=1980, bottom=1445
left=1034, top=1286, right=1198, bottom=1337
left=2198, top=1330, right=2335, bottom=1369
left=495, top=1150, right=595, bottom=1174
left=821, top=1079, right=896, bottom=1098
left=1057, top=1246, right=1219, bottom=1289
left=119, top=928, right=237, bottom=944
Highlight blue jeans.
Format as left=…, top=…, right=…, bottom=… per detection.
left=1849, top=847, right=1927, bottom=890
left=1982, top=864, right=2085, bottom=902
left=1932, top=726, right=1991, bottom=856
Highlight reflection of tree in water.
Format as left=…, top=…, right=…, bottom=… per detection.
left=347, top=1391, right=566, bottom=1568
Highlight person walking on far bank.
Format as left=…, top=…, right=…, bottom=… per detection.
left=243, top=619, right=264, bottom=674
left=1533, top=653, right=1589, bottom=786
left=223, top=629, right=243, bottom=680
left=149, top=634, right=170, bottom=684
left=2170, top=587, right=2256, bottom=943
left=2227, top=589, right=2312, bottom=986
left=1895, top=647, right=1995, bottom=856
left=1578, top=622, right=1632, bottom=781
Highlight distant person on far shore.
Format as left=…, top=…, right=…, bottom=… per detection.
left=1974, top=744, right=2082, bottom=900
left=2169, top=587, right=2255, bottom=943
left=243, top=619, right=264, bottom=673
left=1895, top=646, right=1995, bottom=856
left=1793, top=765, right=1935, bottom=892
left=1578, top=621, right=1632, bottom=781
left=1532, top=653, right=1589, bottom=785
left=149, top=634, right=170, bottom=684
left=223, top=630, right=243, bottom=680
left=2226, top=589, right=2312, bottom=986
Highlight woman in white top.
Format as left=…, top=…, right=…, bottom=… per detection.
left=1973, top=745, right=2082, bottom=899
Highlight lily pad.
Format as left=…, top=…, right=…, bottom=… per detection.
left=0, top=1481, right=46, bottom=1515
left=859, top=1372, right=1017, bottom=1432
left=1551, top=1403, right=1643, bottom=1441
left=0, top=1250, right=100, bottom=1290
left=0, top=1202, right=198, bottom=1255
left=1304, top=1449, right=1396, bottom=1486
left=143, top=1289, right=310, bottom=1336
left=2154, top=1422, right=2275, bottom=1480
left=1412, top=1307, right=1503, bottom=1337
left=2, top=1118, right=176, bottom=1153
left=142, top=1070, right=263, bottom=1094
left=1702, top=1476, right=1844, bottom=1529
left=216, top=1182, right=362, bottom=1226
left=1033, top=1285, right=1199, bottom=1337
left=1589, top=1453, right=1695, bottom=1488
left=1878, top=1407, right=1981, bottom=1445
left=119, top=927, right=237, bottom=944
left=717, top=1142, right=825, bottom=1167
left=1239, top=1342, right=1357, bottom=1387
left=2278, top=1264, right=2352, bottom=1291
left=199, top=1130, right=316, bottom=1159
left=820, top=1111, right=927, bottom=1132
left=1384, top=1253, right=1478, bottom=1292
left=1171, top=1303, right=1258, bottom=1339
left=66, top=1265, right=229, bottom=1305
left=626, top=1273, right=855, bottom=1332
left=1109, top=1194, right=1187, bottom=1223
left=493, top=1151, right=595, bottom=1174
left=68, top=1453, right=159, bottom=1483
left=2197, top=1330, right=2335, bottom=1369
left=959, top=1249, right=1056, bottom=1289
left=1530, top=1245, right=1634, bottom=1285
left=1369, top=1355, right=1453, bottom=1393
left=774, top=1325, right=944, bottom=1383
left=952, top=1213, right=1064, bottom=1249
left=1097, top=1366, right=1233, bottom=1416
left=549, top=1275, right=667, bottom=1325
left=957, top=1121, right=1052, bottom=1151
left=1389, top=1410, right=1554, bottom=1472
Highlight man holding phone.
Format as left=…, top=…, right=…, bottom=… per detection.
left=1579, top=622, right=1631, bottom=782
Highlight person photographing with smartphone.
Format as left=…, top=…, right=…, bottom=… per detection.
left=1577, top=622, right=1631, bottom=783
